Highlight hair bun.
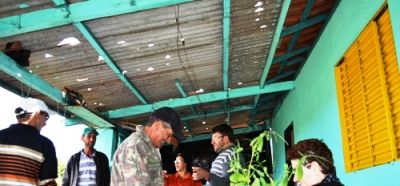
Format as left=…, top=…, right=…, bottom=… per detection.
left=15, top=107, right=25, bottom=114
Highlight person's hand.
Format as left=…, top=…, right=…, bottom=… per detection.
left=163, top=170, right=169, bottom=178
left=192, top=166, right=209, bottom=181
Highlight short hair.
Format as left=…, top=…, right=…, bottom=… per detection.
left=287, top=138, right=336, bottom=175
left=176, top=153, right=192, bottom=172
left=146, top=115, right=159, bottom=126
left=211, top=124, right=234, bottom=143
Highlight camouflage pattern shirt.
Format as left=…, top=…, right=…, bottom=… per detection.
left=111, top=125, right=163, bottom=186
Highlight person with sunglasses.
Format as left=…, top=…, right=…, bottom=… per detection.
left=111, top=107, right=185, bottom=186
left=0, top=97, right=57, bottom=186
left=192, top=124, right=239, bottom=186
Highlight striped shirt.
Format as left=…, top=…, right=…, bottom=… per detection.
left=77, top=151, right=97, bottom=186
left=206, top=145, right=235, bottom=186
left=0, top=124, right=57, bottom=186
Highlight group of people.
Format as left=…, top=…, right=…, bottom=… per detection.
left=0, top=97, right=344, bottom=186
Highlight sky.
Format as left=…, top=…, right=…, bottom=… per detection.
left=0, top=87, right=86, bottom=163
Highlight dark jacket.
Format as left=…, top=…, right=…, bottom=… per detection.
left=314, top=174, right=344, bottom=186
left=62, top=150, right=110, bottom=186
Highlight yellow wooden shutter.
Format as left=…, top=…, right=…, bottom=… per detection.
left=335, top=8, right=399, bottom=172
left=377, top=9, right=400, bottom=160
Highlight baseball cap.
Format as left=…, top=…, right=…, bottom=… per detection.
left=151, top=107, right=184, bottom=141
left=16, top=97, right=51, bottom=115
left=82, top=127, right=98, bottom=136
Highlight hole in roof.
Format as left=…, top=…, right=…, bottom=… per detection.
left=255, top=7, right=264, bottom=13
left=195, top=88, right=204, bottom=94
left=45, top=53, right=53, bottom=58
left=57, top=37, right=81, bottom=47
left=255, top=2, right=263, bottom=7
left=76, top=78, right=88, bottom=82
left=18, top=3, right=30, bottom=8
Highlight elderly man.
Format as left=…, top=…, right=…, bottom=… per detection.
left=111, top=107, right=184, bottom=186
left=0, top=97, right=57, bottom=186
left=62, top=127, right=110, bottom=186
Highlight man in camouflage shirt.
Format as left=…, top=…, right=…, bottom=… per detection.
left=111, top=107, right=184, bottom=186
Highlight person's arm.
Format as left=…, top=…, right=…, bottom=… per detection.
left=208, top=150, right=233, bottom=186
left=39, top=139, right=58, bottom=186
left=207, top=163, right=230, bottom=186
left=208, top=172, right=230, bottom=186
left=104, top=155, right=111, bottom=186
left=62, top=155, right=74, bottom=186
left=111, top=142, right=151, bottom=186
left=97, top=152, right=110, bottom=186
left=192, top=166, right=210, bottom=181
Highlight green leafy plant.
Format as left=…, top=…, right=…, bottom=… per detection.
left=229, top=130, right=305, bottom=186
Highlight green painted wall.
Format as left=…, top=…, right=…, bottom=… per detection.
left=95, top=128, right=115, bottom=166
left=272, top=0, right=400, bottom=185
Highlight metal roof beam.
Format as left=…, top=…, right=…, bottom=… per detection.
left=281, top=14, right=328, bottom=37
left=105, top=81, right=295, bottom=118
left=0, top=0, right=193, bottom=38
left=0, top=52, right=114, bottom=128
left=222, top=0, right=231, bottom=90
left=278, top=0, right=315, bottom=74
left=0, top=79, right=69, bottom=118
left=182, top=105, right=253, bottom=121
left=74, top=22, right=148, bottom=104
left=182, top=124, right=267, bottom=143
left=272, top=46, right=311, bottom=64
left=175, top=79, right=196, bottom=113
left=250, top=0, right=291, bottom=126
left=222, top=0, right=231, bottom=124
left=175, top=79, right=194, bottom=132
left=265, top=70, right=296, bottom=84
left=52, top=0, right=67, bottom=6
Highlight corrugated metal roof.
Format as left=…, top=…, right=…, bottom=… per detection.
left=0, top=0, right=339, bottom=138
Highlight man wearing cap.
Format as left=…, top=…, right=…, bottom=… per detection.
left=0, top=97, right=58, bottom=186
left=111, top=107, right=184, bottom=186
left=62, top=127, right=110, bottom=186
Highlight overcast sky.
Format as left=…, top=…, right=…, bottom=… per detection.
left=0, top=87, right=86, bottom=163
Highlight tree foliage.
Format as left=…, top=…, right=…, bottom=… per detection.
left=229, top=130, right=305, bottom=186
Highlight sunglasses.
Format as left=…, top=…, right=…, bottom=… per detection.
left=40, top=111, right=49, bottom=120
